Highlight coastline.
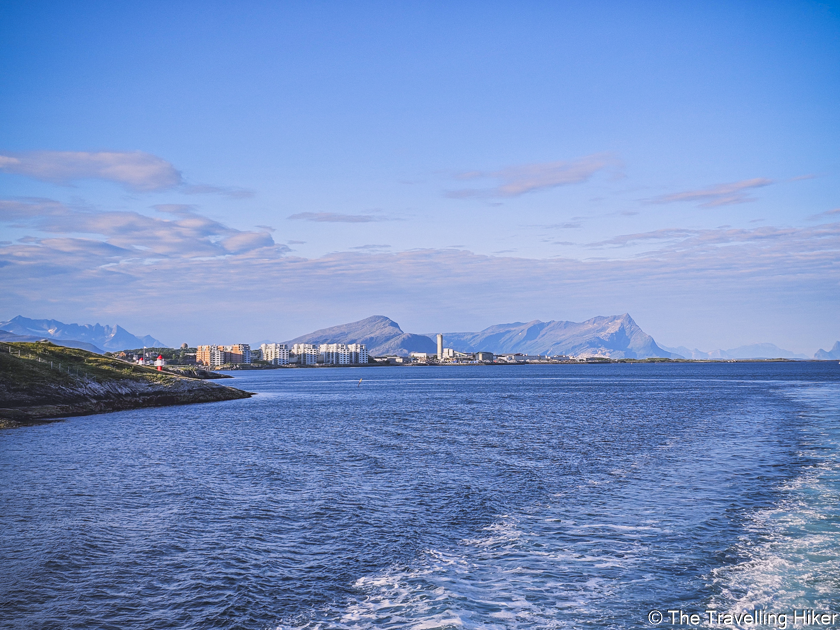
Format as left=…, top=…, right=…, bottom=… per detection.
left=0, top=342, right=253, bottom=429
left=0, top=384, right=253, bottom=429
left=216, top=357, right=816, bottom=370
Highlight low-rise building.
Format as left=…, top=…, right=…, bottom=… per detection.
left=442, top=348, right=473, bottom=361
left=496, top=353, right=545, bottom=363
left=476, top=351, right=494, bottom=361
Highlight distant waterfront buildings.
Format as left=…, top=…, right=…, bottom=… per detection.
left=316, top=343, right=369, bottom=365
left=292, top=343, right=320, bottom=365
left=196, top=344, right=252, bottom=366
left=442, top=348, right=473, bottom=360
left=198, top=342, right=368, bottom=367
left=179, top=341, right=571, bottom=368
left=348, top=343, right=369, bottom=364
left=320, top=343, right=351, bottom=365
left=260, top=343, right=290, bottom=365
left=195, top=339, right=578, bottom=367
left=495, top=353, right=549, bottom=363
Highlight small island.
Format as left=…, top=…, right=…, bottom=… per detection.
left=0, top=341, right=253, bottom=428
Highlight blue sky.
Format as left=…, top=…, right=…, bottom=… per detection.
left=1, top=1, right=838, bottom=352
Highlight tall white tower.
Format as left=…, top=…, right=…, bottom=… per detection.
left=436, top=333, right=443, bottom=359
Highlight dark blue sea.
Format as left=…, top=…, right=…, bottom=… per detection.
left=2, top=363, right=839, bottom=629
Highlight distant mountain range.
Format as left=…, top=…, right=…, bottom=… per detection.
left=0, top=316, right=165, bottom=353
left=0, top=330, right=105, bottom=353
left=815, top=342, right=840, bottom=360
left=283, top=313, right=677, bottom=358
left=660, top=343, right=810, bottom=360
left=429, top=314, right=678, bottom=359
left=4, top=313, right=832, bottom=360
left=284, top=314, right=833, bottom=360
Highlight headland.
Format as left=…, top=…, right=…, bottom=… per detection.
left=0, top=342, right=252, bottom=428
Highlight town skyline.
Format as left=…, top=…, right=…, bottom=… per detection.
left=3, top=312, right=837, bottom=361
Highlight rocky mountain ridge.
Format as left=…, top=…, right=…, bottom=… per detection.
left=282, top=313, right=675, bottom=359
left=0, top=316, right=165, bottom=352
left=0, top=329, right=104, bottom=353
left=431, top=314, right=677, bottom=359
left=815, top=342, right=840, bottom=360
left=284, top=315, right=436, bottom=356
left=660, top=343, right=810, bottom=360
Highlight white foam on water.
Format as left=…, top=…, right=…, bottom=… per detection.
left=275, top=381, right=840, bottom=630
left=276, top=507, right=657, bottom=630
left=708, top=384, right=840, bottom=614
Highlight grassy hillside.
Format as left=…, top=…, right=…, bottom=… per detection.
left=0, top=341, right=252, bottom=428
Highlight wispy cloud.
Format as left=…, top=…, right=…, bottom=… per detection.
left=0, top=150, right=255, bottom=198
left=587, top=223, right=840, bottom=256
left=152, top=203, right=196, bottom=215
left=182, top=184, right=255, bottom=199
left=0, top=151, right=183, bottom=191
left=447, top=154, right=615, bottom=199
left=349, top=244, right=391, bottom=250
left=590, top=228, right=700, bottom=247
left=287, top=212, right=390, bottom=223
left=544, top=222, right=583, bottom=229
left=0, top=197, right=66, bottom=220
left=1, top=216, right=838, bottom=351
left=648, top=178, right=773, bottom=208
left=809, top=207, right=840, bottom=221
left=0, top=197, right=281, bottom=259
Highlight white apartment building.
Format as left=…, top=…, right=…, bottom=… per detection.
left=210, top=346, right=224, bottom=367
left=260, top=343, right=290, bottom=365
left=292, top=343, right=319, bottom=365
left=287, top=342, right=368, bottom=365
left=348, top=343, right=368, bottom=364
left=319, top=343, right=351, bottom=365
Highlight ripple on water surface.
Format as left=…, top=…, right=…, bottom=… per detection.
left=0, top=363, right=838, bottom=629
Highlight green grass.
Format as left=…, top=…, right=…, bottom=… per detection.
left=0, top=341, right=253, bottom=428
left=0, top=341, right=177, bottom=392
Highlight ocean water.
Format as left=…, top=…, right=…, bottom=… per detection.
left=1, top=363, right=838, bottom=629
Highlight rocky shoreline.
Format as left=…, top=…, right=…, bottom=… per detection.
left=0, top=342, right=253, bottom=428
